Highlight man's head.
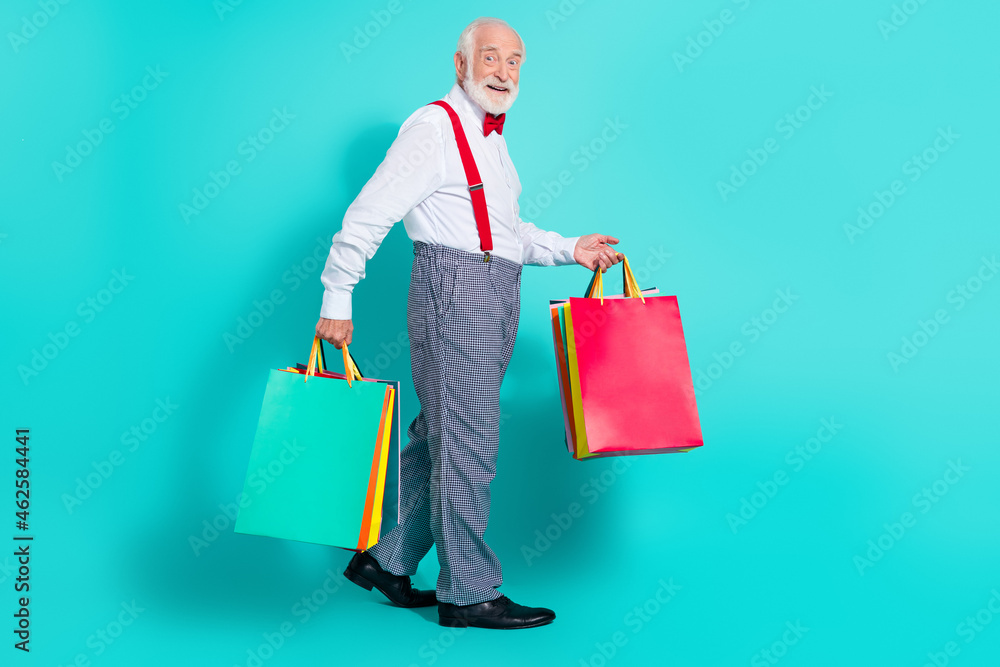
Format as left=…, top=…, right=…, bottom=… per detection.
left=454, top=17, right=524, bottom=116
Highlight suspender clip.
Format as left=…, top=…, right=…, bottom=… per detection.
left=469, top=183, right=484, bottom=192
left=483, top=251, right=491, bottom=263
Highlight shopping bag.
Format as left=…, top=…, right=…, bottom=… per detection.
left=550, top=281, right=662, bottom=456
left=234, top=336, right=399, bottom=550
left=551, top=269, right=655, bottom=457
left=552, top=257, right=703, bottom=459
left=549, top=303, right=576, bottom=455
left=280, top=338, right=402, bottom=537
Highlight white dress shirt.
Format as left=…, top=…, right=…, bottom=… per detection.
left=319, top=82, right=581, bottom=320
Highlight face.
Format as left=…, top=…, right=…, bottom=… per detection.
left=455, top=24, right=523, bottom=116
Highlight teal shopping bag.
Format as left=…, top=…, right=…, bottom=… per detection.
left=235, top=338, right=397, bottom=551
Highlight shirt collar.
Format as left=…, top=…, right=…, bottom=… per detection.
left=445, top=81, right=488, bottom=133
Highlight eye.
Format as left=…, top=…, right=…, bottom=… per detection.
left=485, top=55, right=495, bottom=63
left=508, top=59, right=519, bottom=67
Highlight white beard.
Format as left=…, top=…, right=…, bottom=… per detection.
left=463, top=69, right=518, bottom=116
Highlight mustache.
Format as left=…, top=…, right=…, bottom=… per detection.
left=478, top=75, right=515, bottom=92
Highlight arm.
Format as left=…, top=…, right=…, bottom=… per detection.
left=518, top=218, right=622, bottom=272
left=317, top=116, right=444, bottom=346
left=517, top=218, right=580, bottom=267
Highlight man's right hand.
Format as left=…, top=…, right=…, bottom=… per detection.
left=315, top=317, right=353, bottom=349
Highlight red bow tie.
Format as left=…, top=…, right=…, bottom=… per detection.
left=484, top=113, right=505, bottom=137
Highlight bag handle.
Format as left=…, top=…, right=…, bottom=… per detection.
left=305, top=335, right=363, bottom=386
left=584, top=255, right=645, bottom=305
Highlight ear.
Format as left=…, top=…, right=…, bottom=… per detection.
left=454, top=51, right=466, bottom=81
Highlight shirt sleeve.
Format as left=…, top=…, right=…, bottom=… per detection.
left=319, top=117, right=445, bottom=320
left=516, top=218, right=580, bottom=267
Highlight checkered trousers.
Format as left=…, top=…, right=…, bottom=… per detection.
left=367, top=241, right=522, bottom=605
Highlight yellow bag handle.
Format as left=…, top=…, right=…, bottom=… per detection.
left=589, top=267, right=604, bottom=304
left=305, top=337, right=321, bottom=380
left=585, top=255, right=645, bottom=304
left=622, top=256, right=645, bottom=303
left=305, top=335, right=361, bottom=386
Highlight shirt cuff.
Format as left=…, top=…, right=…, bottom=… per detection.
left=320, top=290, right=352, bottom=320
left=552, top=235, right=580, bottom=266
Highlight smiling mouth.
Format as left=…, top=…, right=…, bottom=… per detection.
left=486, top=85, right=508, bottom=93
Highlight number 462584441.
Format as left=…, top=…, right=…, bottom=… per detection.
left=16, top=429, right=29, bottom=527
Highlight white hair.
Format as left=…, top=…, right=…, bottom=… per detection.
left=456, top=17, right=526, bottom=68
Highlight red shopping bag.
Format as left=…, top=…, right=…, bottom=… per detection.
left=557, top=257, right=703, bottom=458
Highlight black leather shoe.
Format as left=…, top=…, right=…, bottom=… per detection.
left=438, top=595, right=555, bottom=629
left=343, top=551, right=436, bottom=608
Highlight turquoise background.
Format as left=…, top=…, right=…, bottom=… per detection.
left=2, top=0, right=998, bottom=665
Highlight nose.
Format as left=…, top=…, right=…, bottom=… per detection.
left=493, top=62, right=509, bottom=82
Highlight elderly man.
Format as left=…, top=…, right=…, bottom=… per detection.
left=316, top=17, right=622, bottom=629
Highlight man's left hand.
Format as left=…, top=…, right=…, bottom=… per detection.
left=573, top=234, right=623, bottom=272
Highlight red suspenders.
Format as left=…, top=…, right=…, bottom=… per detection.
left=428, top=100, right=494, bottom=261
